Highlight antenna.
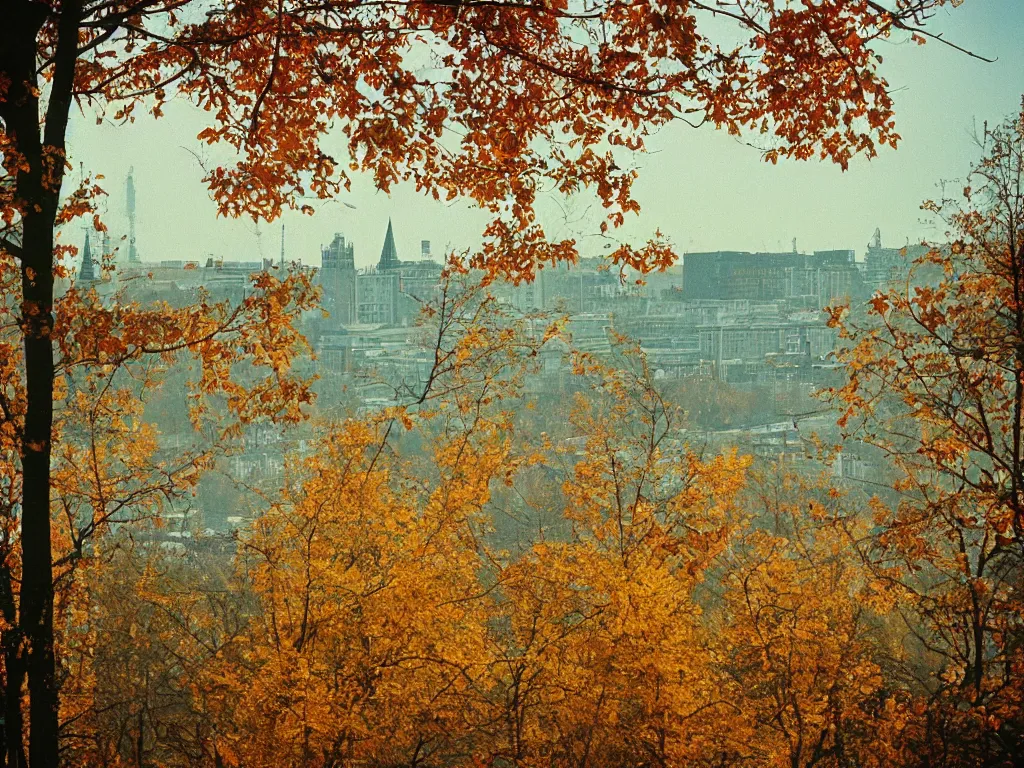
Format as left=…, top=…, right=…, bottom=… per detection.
left=280, top=223, right=285, bottom=268
left=126, top=167, right=139, bottom=263
left=253, top=222, right=263, bottom=260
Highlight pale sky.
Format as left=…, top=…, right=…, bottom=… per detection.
left=66, top=0, right=1024, bottom=269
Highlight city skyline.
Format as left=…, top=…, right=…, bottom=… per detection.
left=66, top=1, right=1024, bottom=268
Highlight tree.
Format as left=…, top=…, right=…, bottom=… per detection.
left=197, top=420, right=496, bottom=767
left=827, top=104, right=1024, bottom=765
left=192, top=275, right=546, bottom=768
left=0, top=258, right=318, bottom=766
left=716, top=465, right=909, bottom=768
left=0, top=0, right=974, bottom=763
left=56, top=536, right=242, bottom=768
left=485, top=344, right=750, bottom=766
left=38, top=296, right=1024, bottom=765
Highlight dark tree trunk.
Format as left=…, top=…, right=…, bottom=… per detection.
left=2, top=639, right=27, bottom=768
left=20, top=217, right=59, bottom=768
left=0, top=553, right=26, bottom=768
left=1, top=2, right=81, bottom=766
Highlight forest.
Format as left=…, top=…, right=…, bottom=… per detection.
left=3, top=0, right=1024, bottom=766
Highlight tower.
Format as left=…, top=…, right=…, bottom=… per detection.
left=280, top=224, right=286, bottom=268
left=321, top=233, right=356, bottom=326
left=378, top=218, right=399, bottom=271
left=126, top=167, right=140, bottom=264
left=80, top=232, right=96, bottom=283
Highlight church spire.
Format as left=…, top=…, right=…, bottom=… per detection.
left=80, top=232, right=96, bottom=283
left=378, top=218, right=399, bottom=271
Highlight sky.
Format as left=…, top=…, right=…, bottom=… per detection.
left=66, top=0, right=1024, bottom=269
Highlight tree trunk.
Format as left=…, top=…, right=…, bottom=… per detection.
left=1, top=2, right=80, bottom=765
left=1, top=554, right=26, bottom=768
left=3, top=639, right=27, bottom=768
left=20, top=212, right=58, bottom=768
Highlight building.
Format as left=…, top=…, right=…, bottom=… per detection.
left=682, top=249, right=863, bottom=306
left=528, top=258, right=621, bottom=314
left=369, top=219, right=442, bottom=324
left=862, top=228, right=929, bottom=291
left=320, top=233, right=357, bottom=326
left=357, top=270, right=401, bottom=325
left=315, top=221, right=444, bottom=328
left=696, top=321, right=837, bottom=362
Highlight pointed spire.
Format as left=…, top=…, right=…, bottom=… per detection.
left=378, top=218, right=399, bottom=271
left=80, top=232, right=96, bottom=282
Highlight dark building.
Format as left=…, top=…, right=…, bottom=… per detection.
left=683, top=251, right=800, bottom=301
left=320, top=233, right=357, bottom=326
left=682, top=249, right=862, bottom=305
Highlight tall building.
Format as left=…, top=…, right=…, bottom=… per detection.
left=321, top=233, right=356, bottom=326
